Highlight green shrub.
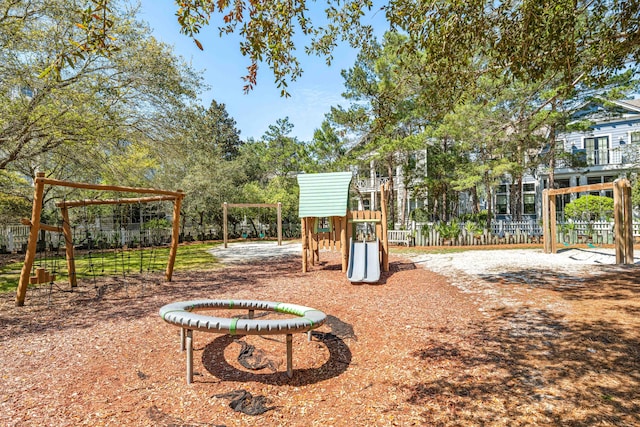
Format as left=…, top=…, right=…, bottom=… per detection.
left=436, top=221, right=461, bottom=239
left=564, top=195, right=614, bottom=221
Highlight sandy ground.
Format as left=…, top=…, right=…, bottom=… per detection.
left=211, top=241, right=637, bottom=277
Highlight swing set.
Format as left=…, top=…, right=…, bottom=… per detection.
left=542, top=178, right=634, bottom=264
left=221, top=202, right=283, bottom=248
left=15, top=172, right=184, bottom=306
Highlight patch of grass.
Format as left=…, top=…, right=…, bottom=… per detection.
left=0, top=242, right=221, bottom=293
left=0, top=261, right=22, bottom=293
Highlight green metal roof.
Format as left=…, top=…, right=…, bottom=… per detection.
left=297, top=172, right=353, bottom=218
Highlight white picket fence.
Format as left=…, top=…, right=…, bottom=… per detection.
left=3, top=219, right=639, bottom=251
left=389, top=220, right=640, bottom=247
left=0, top=223, right=173, bottom=253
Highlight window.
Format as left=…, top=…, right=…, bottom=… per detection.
left=497, top=184, right=508, bottom=193
left=317, top=217, right=331, bottom=232
left=631, top=131, right=640, bottom=145
left=587, top=176, right=601, bottom=185
left=585, top=136, right=609, bottom=165
left=522, top=183, right=535, bottom=192
left=523, top=194, right=535, bottom=215
left=496, top=195, right=508, bottom=214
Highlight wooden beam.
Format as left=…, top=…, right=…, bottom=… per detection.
left=547, top=182, right=614, bottom=196
left=37, top=177, right=183, bottom=197
left=20, top=218, right=63, bottom=233
left=56, top=195, right=178, bottom=208
left=224, top=203, right=280, bottom=208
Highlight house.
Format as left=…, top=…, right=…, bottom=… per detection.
left=351, top=97, right=640, bottom=228
left=352, top=150, right=428, bottom=225
left=538, top=98, right=640, bottom=220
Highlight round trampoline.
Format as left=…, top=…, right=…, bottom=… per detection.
left=159, top=299, right=327, bottom=383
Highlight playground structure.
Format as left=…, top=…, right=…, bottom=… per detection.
left=221, top=202, right=282, bottom=248
left=542, top=178, right=634, bottom=264
left=297, top=172, right=389, bottom=280
left=15, top=172, right=184, bottom=306
left=159, top=299, right=327, bottom=383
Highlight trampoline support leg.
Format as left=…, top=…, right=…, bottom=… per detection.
left=186, top=329, right=193, bottom=384
left=180, top=328, right=185, bottom=351
left=286, top=333, right=293, bottom=378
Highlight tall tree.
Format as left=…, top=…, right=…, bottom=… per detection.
left=152, top=101, right=248, bottom=235
left=0, top=0, right=200, bottom=182
left=306, top=120, right=347, bottom=172
left=260, top=117, right=308, bottom=179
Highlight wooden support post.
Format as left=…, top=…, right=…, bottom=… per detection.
left=16, top=172, right=46, bottom=306
left=308, top=218, right=315, bottom=267
left=542, top=189, right=550, bottom=253
left=623, top=180, right=634, bottom=264
left=301, top=218, right=308, bottom=273
left=223, top=202, right=228, bottom=248
left=380, top=183, right=389, bottom=272
left=60, top=206, right=77, bottom=288
left=614, top=180, right=624, bottom=264
left=549, top=192, right=558, bottom=254
left=165, top=192, right=183, bottom=282
left=277, top=202, right=282, bottom=246
left=36, top=267, right=45, bottom=284
left=342, top=216, right=350, bottom=273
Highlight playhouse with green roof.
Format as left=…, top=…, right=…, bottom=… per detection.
left=297, top=172, right=389, bottom=276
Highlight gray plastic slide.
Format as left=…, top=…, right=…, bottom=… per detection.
left=347, top=238, right=381, bottom=283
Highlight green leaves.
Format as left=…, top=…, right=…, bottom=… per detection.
left=564, top=195, right=614, bottom=221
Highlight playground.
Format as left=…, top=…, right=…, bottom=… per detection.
left=1, top=242, right=639, bottom=426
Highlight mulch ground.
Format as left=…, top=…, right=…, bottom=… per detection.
left=1, top=248, right=639, bottom=426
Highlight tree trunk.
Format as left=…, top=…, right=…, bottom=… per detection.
left=387, top=162, right=395, bottom=226
left=511, top=176, right=523, bottom=220
left=471, top=186, right=480, bottom=214
left=484, top=171, right=493, bottom=229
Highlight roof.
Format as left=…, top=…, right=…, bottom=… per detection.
left=611, top=98, right=640, bottom=112
left=297, top=172, right=353, bottom=218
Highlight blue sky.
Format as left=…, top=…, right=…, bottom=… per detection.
left=138, top=0, right=388, bottom=142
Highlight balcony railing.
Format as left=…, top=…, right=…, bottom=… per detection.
left=355, top=177, right=390, bottom=192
